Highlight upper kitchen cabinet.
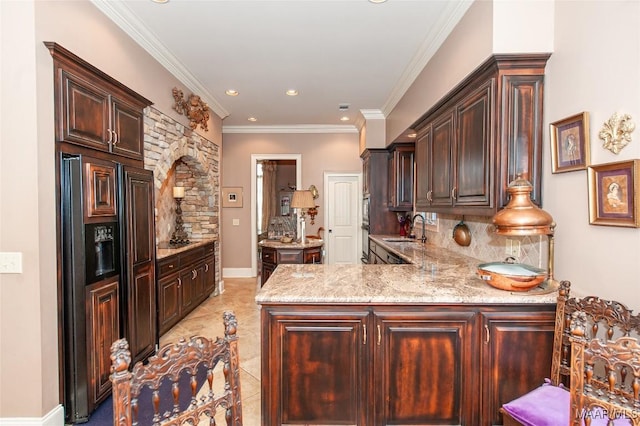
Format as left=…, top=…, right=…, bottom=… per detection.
left=414, top=54, right=550, bottom=216
left=46, top=42, right=152, bottom=165
left=387, top=143, right=414, bottom=211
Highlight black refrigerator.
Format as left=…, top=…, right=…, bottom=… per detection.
left=60, top=153, right=156, bottom=423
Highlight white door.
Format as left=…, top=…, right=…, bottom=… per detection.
left=324, top=173, right=361, bottom=264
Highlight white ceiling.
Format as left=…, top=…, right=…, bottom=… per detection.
left=92, top=0, right=472, bottom=132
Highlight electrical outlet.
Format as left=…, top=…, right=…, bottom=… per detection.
left=504, top=239, right=521, bottom=259
left=0, top=252, right=23, bottom=274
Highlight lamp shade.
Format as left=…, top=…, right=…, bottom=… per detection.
left=492, top=177, right=555, bottom=236
left=291, top=190, right=315, bottom=209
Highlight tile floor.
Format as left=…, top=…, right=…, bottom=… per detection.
left=159, top=277, right=262, bottom=424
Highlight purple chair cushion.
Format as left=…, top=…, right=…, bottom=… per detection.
left=502, top=381, right=633, bottom=425
left=502, top=382, right=570, bottom=426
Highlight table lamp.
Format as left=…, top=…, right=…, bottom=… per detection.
left=291, top=190, right=316, bottom=243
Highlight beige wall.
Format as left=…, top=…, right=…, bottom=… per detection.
left=1, top=0, right=222, bottom=420
left=221, top=132, right=360, bottom=270
left=386, top=0, right=494, bottom=144
left=543, top=0, right=640, bottom=302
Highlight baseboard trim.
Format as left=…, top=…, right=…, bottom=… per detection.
left=222, top=268, right=253, bottom=278
left=0, top=404, right=64, bottom=426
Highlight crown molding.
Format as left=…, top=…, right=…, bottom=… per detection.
left=360, top=109, right=386, bottom=120
left=90, top=0, right=229, bottom=120
left=381, top=0, right=473, bottom=116
left=222, top=124, right=358, bottom=134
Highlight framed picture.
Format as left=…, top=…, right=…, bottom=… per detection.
left=550, top=112, right=590, bottom=173
left=222, top=186, right=243, bottom=208
left=588, top=160, right=640, bottom=227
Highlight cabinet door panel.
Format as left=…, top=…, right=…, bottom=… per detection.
left=456, top=81, right=492, bottom=207
left=111, top=97, right=144, bottom=161
left=500, top=74, right=545, bottom=207
left=86, top=277, right=120, bottom=410
left=204, top=255, right=215, bottom=294
left=264, top=311, right=369, bottom=426
left=430, top=111, right=455, bottom=207
left=83, top=159, right=117, bottom=221
left=129, top=262, right=156, bottom=364
left=481, top=310, right=555, bottom=426
left=60, top=69, right=111, bottom=149
left=414, top=126, right=431, bottom=210
left=180, top=268, right=197, bottom=314
left=158, top=274, right=180, bottom=335
left=374, top=311, right=476, bottom=425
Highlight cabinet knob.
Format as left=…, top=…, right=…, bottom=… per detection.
left=204, top=263, right=209, bottom=272
left=177, top=277, right=182, bottom=288
left=112, top=130, right=118, bottom=145
left=107, top=128, right=113, bottom=144
left=168, top=264, right=174, bottom=269
left=452, top=187, right=457, bottom=200
left=192, top=269, right=197, bottom=279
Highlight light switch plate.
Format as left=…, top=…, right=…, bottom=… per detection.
left=232, top=219, right=240, bottom=226
left=0, top=252, right=23, bottom=274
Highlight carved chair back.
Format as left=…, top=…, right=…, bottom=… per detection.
left=570, top=310, right=640, bottom=424
left=550, top=282, right=640, bottom=388
left=110, top=311, right=242, bottom=426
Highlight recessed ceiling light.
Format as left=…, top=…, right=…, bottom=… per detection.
left=340, top=116, right=350, bottom=122
left=285, top=89, right=299, bottom=96
left=151, top=0, right=169, bottom=4
left=225, top=89, right=239, bottom=96
left=368, top=0, right=387, bottom=3
left=248, top=117, right=257, bottom=122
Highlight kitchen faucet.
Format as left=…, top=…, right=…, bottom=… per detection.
left=411, top=214, right=427, bottom=243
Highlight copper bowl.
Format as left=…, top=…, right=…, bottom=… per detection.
left=477, top=261, right=547, bottom=292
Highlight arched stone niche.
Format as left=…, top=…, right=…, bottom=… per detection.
left=143, top=106, right=220, bottom=280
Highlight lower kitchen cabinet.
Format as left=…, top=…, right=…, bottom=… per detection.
left=157, top=241, right=216, bottom=336
left=86, top=277, right=120, bottom=411
left=261, top=303, right=555, bottom=426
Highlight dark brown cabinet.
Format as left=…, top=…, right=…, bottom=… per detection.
left=83, top=158, right=118, bottom=221
left=361, top=149, right=399, bottom=235
left=261, top=303, right=555, bottom=426
left=157, top=242, right=216, bottom=336
left=120, top=166, right=157, bottom=365
left=414, top=54, right=550, bottom=215
left=480, top=310, right=556, bottom=425
left=86, top=277, right=120, bottom=411
left=373, top=310, right=476, bottom=425
left=46, top=42, right=152, bottom=164
left=260, top=244, right=323, bottom=286
left=387, top=143, right=414, bottom=211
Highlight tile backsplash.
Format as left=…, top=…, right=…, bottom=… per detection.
left=415, top=213, right=548, bottom=268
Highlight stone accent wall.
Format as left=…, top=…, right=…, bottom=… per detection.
left=143, top=107, right=220, bottom=286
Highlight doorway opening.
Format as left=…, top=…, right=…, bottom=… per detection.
left=250, top=154, right=302, bottom=277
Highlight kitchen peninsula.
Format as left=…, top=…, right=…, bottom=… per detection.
left=256, top=236, right=558, bottom=426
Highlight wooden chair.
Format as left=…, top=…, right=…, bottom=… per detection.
left=569, top=311, right=640, bottom=425
left=501, top=282, right=640, bottom=425
left=110, top=311, right=242, bottom=426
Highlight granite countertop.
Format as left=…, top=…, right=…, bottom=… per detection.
left=255, top=235, right=557, bottom=305
left=156, top=237, right=217, bottom=260
left=259, top=239, right=324, bottom=249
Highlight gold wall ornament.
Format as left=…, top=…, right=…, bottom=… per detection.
left=172, top=87, right=210, bottom=131
left=598, top=112, right=635, bottom=154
